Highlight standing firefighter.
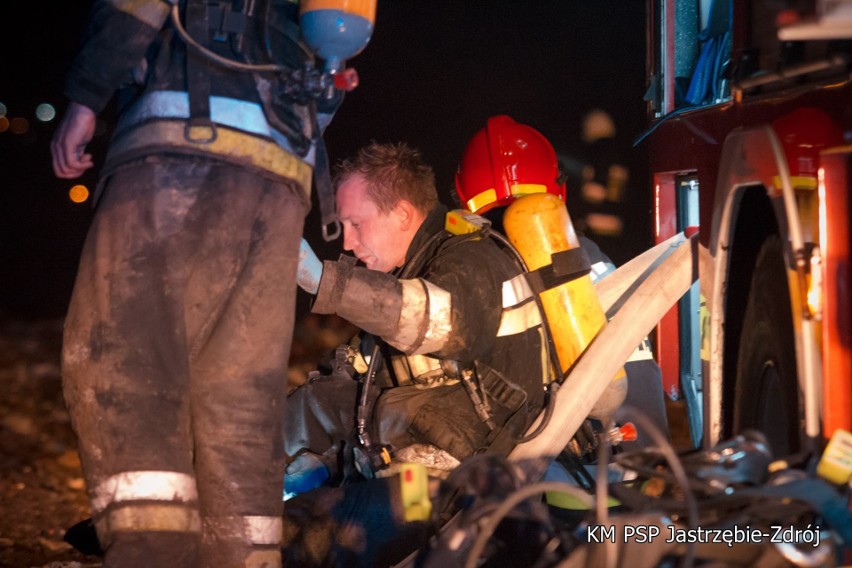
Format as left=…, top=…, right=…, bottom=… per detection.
left=50, top=1, right=373, bottom=566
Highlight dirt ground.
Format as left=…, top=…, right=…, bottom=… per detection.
left=0, top=319, right=93, bottom=568
left=0, top=316, right=355, bottom=568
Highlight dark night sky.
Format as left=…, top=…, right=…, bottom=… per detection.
left=0, top=1, right=649, bottom=319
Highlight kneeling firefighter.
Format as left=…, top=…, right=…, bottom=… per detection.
left=283, top=142, right=547, bottom=566
left=53, top=1, right=374, bottom=567
left=455, top=115, right=628, bottom=420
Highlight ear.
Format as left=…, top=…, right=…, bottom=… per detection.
left=393, top=200, right=417, bottom=231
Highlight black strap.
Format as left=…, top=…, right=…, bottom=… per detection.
left=312, top=112, right=340, bottom=241
left=482, top=408, right=529, bottom=458
left=477, top=362, right=527, bottom=413
left=208, top=4, right=250, bottom=40
left=524, top=247, right=591, bottom=295
left=207, top=3, right=301, bottom=40
left=185, top=0, right=217, bottom=143
left=474, top=361, right=529, bottom=456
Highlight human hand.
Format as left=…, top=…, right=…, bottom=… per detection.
left=297, top=238, right=323, bottom=294
left=51, top=102, right=97, bottom=179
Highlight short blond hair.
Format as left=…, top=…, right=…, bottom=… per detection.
left=334, top=142, right=439, bottom=215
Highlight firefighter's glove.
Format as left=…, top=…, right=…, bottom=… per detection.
left=297, top=238, right=323, bottom=294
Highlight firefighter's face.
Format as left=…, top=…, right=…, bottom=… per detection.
left=336, top=173, right=415, bottom=272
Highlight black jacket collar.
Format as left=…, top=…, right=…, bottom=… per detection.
left=396, top=204, right=448, bottom=278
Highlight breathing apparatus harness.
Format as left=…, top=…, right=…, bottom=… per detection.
left=166, top=0, right=357, bottom=240
left=350, top=211, right=597, bottom=477
left=484, top=224, right=598, bottom=444
left=352, top=339, right=393, bottom=475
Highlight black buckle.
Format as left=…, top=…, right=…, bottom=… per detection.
left=184, top=117, right=218, bottom=143
left=322, top=219, right=341, bottom=241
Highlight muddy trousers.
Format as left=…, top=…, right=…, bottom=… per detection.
left=62, top=157, right=307, bottom=568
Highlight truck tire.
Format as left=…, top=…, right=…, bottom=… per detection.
left=733, top=235, right=802, bottom=458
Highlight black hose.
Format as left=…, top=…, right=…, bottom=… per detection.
left=517, top=382, right=557, bottom=444
left=355, top=341, right=382, bottom=450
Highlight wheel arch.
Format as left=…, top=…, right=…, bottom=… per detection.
left=703, top=125, right=820, bottom=448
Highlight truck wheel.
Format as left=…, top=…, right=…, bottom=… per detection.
left=733, top=235, right=801, bottom=458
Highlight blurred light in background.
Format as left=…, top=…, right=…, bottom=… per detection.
left=10, top=117, right=30, bottom=134
left=69, top=184, right=90, bottom=204
left=0, top=102, right=6, bottom=117
left=35, top=103, right=56, bottom=122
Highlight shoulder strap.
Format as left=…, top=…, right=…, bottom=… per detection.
left=523, top=247, right=592, bottom=295
left=311, top=108, right=340, bottom=241
left=184, top=0, right=217, bottom=143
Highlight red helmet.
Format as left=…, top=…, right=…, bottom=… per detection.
left=455, top=115, right=565, bottom=214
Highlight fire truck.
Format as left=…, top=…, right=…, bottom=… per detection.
left=643, top=0, right=852, bottom=456
left=392, top=4, right=852, bottom=566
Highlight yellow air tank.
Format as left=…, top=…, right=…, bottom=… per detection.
left=503, top=192, right=627, bottom=420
